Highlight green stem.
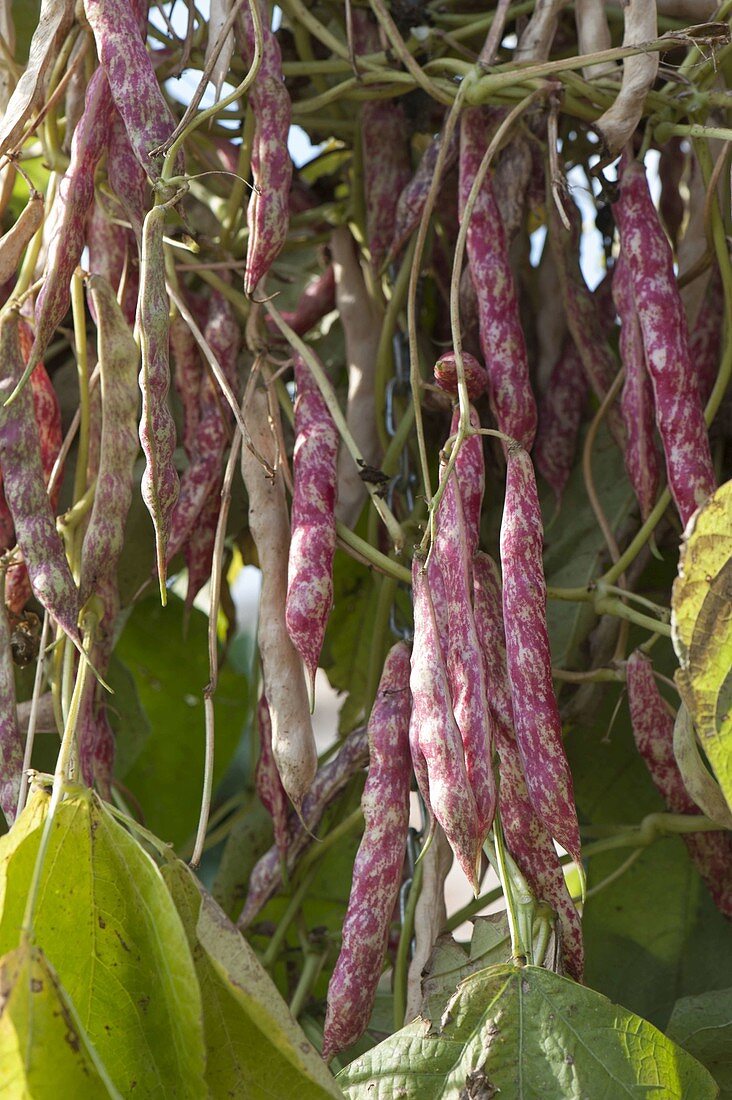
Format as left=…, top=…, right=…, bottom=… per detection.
left=444, top=884, right=504, bottom=933
left=261, top=870, right=316, bottom=969
left=289, top=949, right=327, bottom=1019
left=594, top=596, right=672, bottom=638
left=335, top=522, right=411, bottom=583
left=393, top=858, right=423, bottom=1030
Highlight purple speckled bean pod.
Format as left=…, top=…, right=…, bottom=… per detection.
left=86, top=199, right=139, bottom=325
left=285, top=353, right=339, bottom=701
left=548, top=192, right=626, bottom=450
left=29, top=67, right=112, bottom=371
left=80, top=274, right=140, bottom=604
left=472, top=552, right=583, bottom=980
left=434, top=460, right=496, bottom=846
left=613, top=250, right=661, bottom=521
left=238, top=725, right=369, bottom=929
left=448, top=405, right=484, bottom=559
left=170, top=311, right=203, bottom=459
left=0, top=593, right=22, bottom=827
left=627, top=650, right=732, bottom=918
left=689, top=268, right=722, bottom=410
left=83, top=0, right=178, bottom=180
left=500, top=444, right=581, bottom=866
left=244, top=76, right=292, bottom=295
left=460, top=107, right=536, bottom=449
left=410, top=556, right=481, bottom=889
left=433, top=350, right=488, bottom=402
left=77, top=575, right=119, bottom=792
left=106, top=106, right=147, bottom=241
left=137, top=205, right=179, bottom=595
left=388, top=129, right=460, bottom=262
left=183, top=488, right=220, bottom=613
left=533, top=337, right=588, bottom=503
left=0, top=312, right=79, bottom=641
left=323, top=642, right=412, bottom=1060
left=255, top=692, right=289, bottom=858
left=615, top=156, right=716, bottom=527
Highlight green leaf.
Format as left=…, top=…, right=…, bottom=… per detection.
left=543, top=426, right=635, bottom=669
left=0, top=942, right=120, bottom=1098
left=672, top=478, right=732, bottom=814
left=0, top=788, right=206, bottom=1098
left=162, top=859, right=344, bottom=1099
left=667, top=987, right=732, bottom=1098
left=337, top=964, right=718, bottom=1099
left=106, top=654, right=151, bottom=779
left=569, top=679, right=732, bottom=1028
left=116, top=593, right=250, bottom=847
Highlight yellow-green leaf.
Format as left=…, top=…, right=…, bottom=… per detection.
left=0, top=787, right=206, bottom=1098
left=672, top=478, right=732, bottom=814
left=0, top=942, right=120, bottom=1099
left=162, top=859, right=343, bottom=1100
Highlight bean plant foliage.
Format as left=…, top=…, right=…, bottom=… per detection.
left=0, top=0, right=730, bottom=1095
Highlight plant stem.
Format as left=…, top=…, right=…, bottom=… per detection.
left=393, top=857, right=423, bottom=1030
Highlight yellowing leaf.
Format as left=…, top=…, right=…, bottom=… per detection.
left=0, top=942, right=120, bottom=1099
left=162, top=860, right=343, bottom=1100
left=672, top=478, right=732, bottom=815
left=0, top=787, right=206, bottom=1098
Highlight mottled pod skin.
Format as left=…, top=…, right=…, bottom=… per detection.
left=615, top=157, right=716, bottom=527
left=627, top=651, right=732, bottom=918
left=0, top=313, right=79, bottom=642
left=690, top=270, right=722, bottom=409
left=472, top=552, right=583, bottom=979
left=170, top=311, right=203, bottom=460
left=323, top=642, right=412, bottom=1059
left=86, top=199, right=139, bottom=325
left=239, top=726, right=369, bottom=929
left=388, top=129, right=460, bottom=261
left=183, top=490, right=220, bottom=612
left=434, top=351, right=488, bottom=402
left=244, top=76, right=293, bottom=295
left=0, top=595, right=22, bottom=826
left=240, top=387, right=317, bottom=810
left=434, top=444, right=495, bottom=843
left=409, top=557, right=481, bottom=889
left=31, top=67, right=112, bottom=369
left=286, top=353, right=339, bottom=700
left=500, top=445, right=581, bottom=866
left=460, top=107, right=536, bottom=449
left=533, top=337, right=588, bottom=503
left=448, top=406, right=484, bottom=559
left=83, top=0, right=178, bottom=180
left=80, top=275, right=140, bottom=604
left=137, top=205, right=180, bottom=593
left=548, top=193, right=625, bottom=450
left=255, top=693, right=289, bottom=858
left=613, top=251, right=661, bottom=521
left=106, top=107, right=147, bottom=241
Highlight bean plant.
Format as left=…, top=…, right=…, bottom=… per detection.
left=0, top=0, right=730, bottom=1096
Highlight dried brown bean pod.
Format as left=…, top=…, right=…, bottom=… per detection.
left=0, top=191, right=43, bottom=285
left=472, top=552, right=583, bottom=980
left=594, top=0, right=658, bottom=156
left=331, top=226, right=382, bottom=528
left=575, top=0, right=615, bottom=78
left=240, top=387, right=316, bottom=811
left=207, top=0, right=236, bottom=99
left=516, top=0, right=570, bottom=61
left=0, top=312, right=79, bottom=641
left=238, top=726, right=369, bottom=928
left=405, top=825, right=453, bottom=1022
left=0, top=0, right=74, bottom=157
left=500, top=445, right=582, bottom=866
left=627, top=650, right=732, bottom=918
left=137, top=205, right=180, bottom=597
left=323, top=642, right=412, bottom=1059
